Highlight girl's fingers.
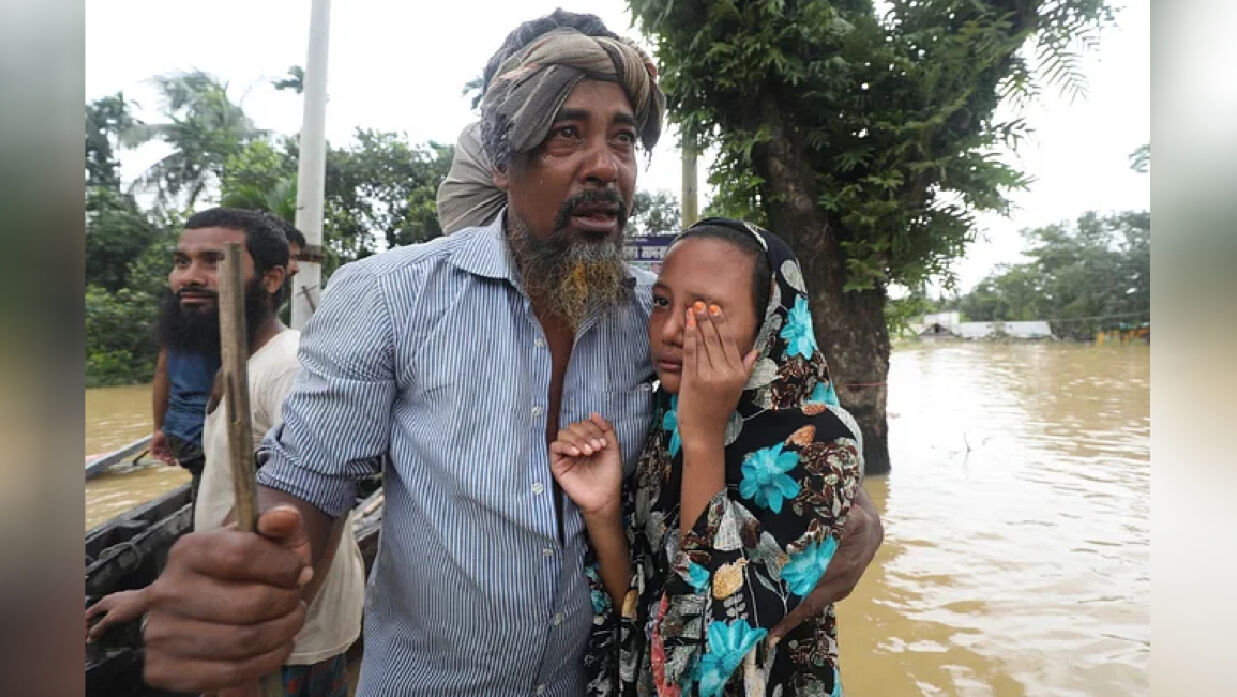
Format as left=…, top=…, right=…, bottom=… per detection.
left=708, top=304, right=744, bottom=368
left=589, top=413, right=617, bottom=442
left=550, top=437, right=583, bottom=458
left=683, top=307, right=699, bottom=379
left=693, top=302, right=718, bottom=370
left=568, top=421, right=607, bottom=451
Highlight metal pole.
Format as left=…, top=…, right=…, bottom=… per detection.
left=292, top=0, right=331, bottom=330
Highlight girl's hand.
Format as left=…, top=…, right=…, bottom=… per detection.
left=677, top=302, right=759, bottom=449
left=550, top=413, right=623, bottom=522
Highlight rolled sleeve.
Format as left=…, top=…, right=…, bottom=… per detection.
left=257, top=262, right=398, bottom=518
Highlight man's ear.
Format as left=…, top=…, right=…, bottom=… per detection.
left=492, top=165, right=509, bottom=190
left=263, top=265, right=287, bottom=294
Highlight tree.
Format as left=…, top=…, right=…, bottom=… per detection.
left=629, top=0, right=1114, bottom=473
left=629, top=189, right=681, bottom=235
left=321, top=130, right=453, bottom=272
left=1129, top=142, right=1150, bottom=173
left=124, top=71, right=266, bottom=209
left=220, top=139, right=299, bottom=222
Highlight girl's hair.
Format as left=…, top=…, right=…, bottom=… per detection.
left=673, top=224, right=772, bottom=318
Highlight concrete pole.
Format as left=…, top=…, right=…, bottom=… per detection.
left=681, top=132, right=698, bottom=230
left=292, top=0, right=331, bottom=330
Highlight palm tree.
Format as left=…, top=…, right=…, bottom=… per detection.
left=122, top=71, right=266, bottom=210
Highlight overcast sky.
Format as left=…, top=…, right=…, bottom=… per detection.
left=86, top=0, right=1149, bottom=292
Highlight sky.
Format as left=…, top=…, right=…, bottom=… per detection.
left=86, top=0, right=1149, bottom=292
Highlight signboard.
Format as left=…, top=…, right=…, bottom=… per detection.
left=623, top=234, right=676, bottom=274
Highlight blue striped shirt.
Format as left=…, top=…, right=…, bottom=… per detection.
left=257, top=213, right=655, bottom=696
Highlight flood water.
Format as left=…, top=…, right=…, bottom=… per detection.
left=84, top=384, right=189, bottom=530
left=84, top=343, right=1149, bottom=695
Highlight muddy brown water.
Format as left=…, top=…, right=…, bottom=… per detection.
left=85, top=343, right=1148, bottom=695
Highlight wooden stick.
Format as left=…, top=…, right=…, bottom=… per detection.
left=218, top=243, right=287, bottom=697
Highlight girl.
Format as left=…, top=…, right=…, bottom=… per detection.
left=552, top=218, right=862, bottom=696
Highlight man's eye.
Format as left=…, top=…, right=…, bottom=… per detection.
left=552, top=125, right=581, bottom=139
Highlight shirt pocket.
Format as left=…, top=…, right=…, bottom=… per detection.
left=603, top=382, right=655, bottom=476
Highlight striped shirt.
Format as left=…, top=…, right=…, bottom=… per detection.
left=257, top=213, right=656, bottom=696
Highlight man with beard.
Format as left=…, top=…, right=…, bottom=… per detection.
left=150, top=211, right=307, bottom=498
left=141, top=11, right=881, bottom=697
left=88, top=208, right=364, bottom=697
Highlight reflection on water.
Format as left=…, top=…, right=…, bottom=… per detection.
left=85, top=345, right=1149, bottom=694
left=836, top=343, right=1149, bottom=697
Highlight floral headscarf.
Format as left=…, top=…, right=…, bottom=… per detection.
left=583, top=218, right=863, bottom=697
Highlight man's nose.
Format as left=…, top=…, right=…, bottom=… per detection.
left=581, top=138, right=618, bottom=186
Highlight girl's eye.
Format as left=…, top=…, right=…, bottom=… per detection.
left=651, top=295, right=670, bottom=309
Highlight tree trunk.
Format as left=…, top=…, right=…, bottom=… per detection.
left=753, top=102, right=892, bottom=475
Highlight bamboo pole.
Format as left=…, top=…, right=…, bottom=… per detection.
left=218, top=243, right=286, bottom=697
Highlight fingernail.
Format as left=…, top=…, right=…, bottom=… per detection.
left=296, top=566, right=313, bottom=588
left=693, top=301, right=706, bottom=313
left=709, top=304, right=721, bottom=316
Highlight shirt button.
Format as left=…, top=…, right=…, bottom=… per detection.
left=536, top=685, right=546, bottom=696
left=553, top=612, right=564, bottom=626
left=542, top=547, right=555, bottom=558
left=531, top=405, right=544, bottom=418
left=534, top=337, right=545, bottom=348
left=531, top=482, right=545, bottom=495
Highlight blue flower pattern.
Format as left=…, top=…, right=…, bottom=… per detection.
left=738, top=443, right=801, bottom=513
left=662, top=395, right=681, bottom=457
left=780, top=295, right=819, bottom=359
left=782, top=536, right=839, bottom=596
left=696, top=620, right=769, bottom=697
left=686, top=562, right=710, bottom=592
left=808, top=379, right=840, bottom=408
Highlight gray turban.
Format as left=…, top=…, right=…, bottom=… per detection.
left=437, top=28, right=666, bottom=234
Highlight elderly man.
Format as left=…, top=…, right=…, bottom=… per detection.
left=141, top=11, right=881, bottom=697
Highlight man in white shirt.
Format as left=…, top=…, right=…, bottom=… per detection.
left=86, top=208, right=364, bottom=696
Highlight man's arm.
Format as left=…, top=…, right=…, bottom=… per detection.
left=151, top=349, right=172, bottom=463
left=769, top=484, right=884, bottom=639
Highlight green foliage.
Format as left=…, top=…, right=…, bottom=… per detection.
left=1129, top=142, right=1150, bottom=173
left=630, top=189, right=681, bottom=235
left=272, top=66, right=305, bottom=94
left=629, top=0, right=1114, bottom=292
left=86, top=93, right=139, bottom=189
left=322, top=130, right=454, bottom=272
left=85, top=285, right=161, bottom=387
left=124, top=72, right=266, bottom=209
left=220, top=139, right=299, bottom=222
left=957, top=210, right=1149, bottom=338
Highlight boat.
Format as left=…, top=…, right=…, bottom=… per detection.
left=86, top=480, right=384, bottom=697
left=86, top=436, right=153, bottom=480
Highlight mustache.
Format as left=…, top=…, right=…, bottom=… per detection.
left=552, top=190, right=628, bottom=235
left=176, top=287, right=218, bottom=301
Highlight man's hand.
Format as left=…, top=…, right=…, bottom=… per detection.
left=142, top=505, right=313, bottom=693
left=85, top=588, right=150, bottom=643
left=151, top=429, right=175, bottom=465
left=770, top=486, right=884, bottom=639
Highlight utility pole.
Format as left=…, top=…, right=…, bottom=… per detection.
left=292, top=0, right=331, bottom=330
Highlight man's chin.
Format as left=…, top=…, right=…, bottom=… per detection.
left=178, top=301, right=217, bottom=313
